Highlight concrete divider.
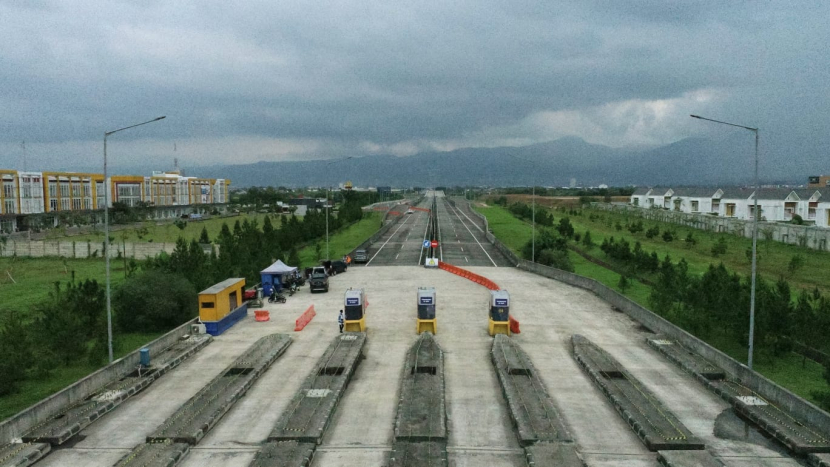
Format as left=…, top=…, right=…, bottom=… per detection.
left=459, top=198, right=830, bottom=437
left=0, top=318, right=200, bottom=445
left=294, top=305, right=316, bottom=331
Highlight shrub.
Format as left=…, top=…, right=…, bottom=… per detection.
left=662, top=230, right=674, bottom=242
left=537, top=249, right=574, bottom=272
left=114, top=271, right=198, bottom=333
left=711, top=237, right=728, bottom=257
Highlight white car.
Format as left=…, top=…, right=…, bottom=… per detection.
left=406, top=209, right=414, bottom=214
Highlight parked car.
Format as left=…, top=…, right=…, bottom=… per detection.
left=406, top=208, right=414, bottom=214
left=309, top=271, right=329, bottom=293
left=353, top=249, right=368, bottom=263
left=320, top=260, right=347, bottom=275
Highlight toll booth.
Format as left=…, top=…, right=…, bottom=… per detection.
left=344, top=288, right=367, bottom=332
left=416, top=287, right=437, bottom=334
left=199, top=278, right=247, bottom=336
left=488, top=290, right=510, bottom=336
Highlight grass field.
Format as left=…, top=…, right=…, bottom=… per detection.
left=298, top=212, right=380, bottom=266
left=571, top=206, right=830, bottom=295
left=474, top=202, right=829, bottom=404
left=0, top=257, right=126, bottom=315
left=47, top=213, right=275, bottom=245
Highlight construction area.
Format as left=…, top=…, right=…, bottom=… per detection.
left=1, top=193, right=829, bottom=467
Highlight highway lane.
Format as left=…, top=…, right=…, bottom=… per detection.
left=435, top=192, right=513, bottom=267
left=364, top=198, right=432, bottom=266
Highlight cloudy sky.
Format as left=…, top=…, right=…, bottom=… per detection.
left=1, top=1, right=829, bottom=175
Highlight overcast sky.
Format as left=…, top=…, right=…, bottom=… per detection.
left=1, top=1, right=829, bottom=176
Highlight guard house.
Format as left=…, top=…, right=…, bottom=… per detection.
left=416, top=287, right=437, bottom=334
left=488, top=290, right=510, bottom=336
left=344, top=288, right=367, bottom=332
left=199, top=278, right=247, bottom=336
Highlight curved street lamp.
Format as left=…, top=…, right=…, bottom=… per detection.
left=104, top=116, right=166, bottom=363
left=691, top=114, right=760, bottom=370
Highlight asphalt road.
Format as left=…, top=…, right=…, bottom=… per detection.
left=363, top=198, right=432, bottom=266
left=433, top=193, right=514, bottom=267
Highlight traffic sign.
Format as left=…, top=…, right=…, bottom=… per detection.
left=431, top=240, right=438, bottom=248
left=423, top=240, right=431, bottom=248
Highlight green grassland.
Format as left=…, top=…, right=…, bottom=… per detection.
left=298, top=212, right=380, bottom=267
left=474, top=202, right=829, bottom=404
left=572, top=206, right=830, bottom=295
left=0, top=257, right=125, bottom=315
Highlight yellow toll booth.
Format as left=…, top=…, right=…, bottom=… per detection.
left=416, top=287, right=437, bottom=334
left=199, top=278, right=246, bottom=336
left=344, top=288, right=367, bottom=332
left=488, top=290, right=511, bottom=336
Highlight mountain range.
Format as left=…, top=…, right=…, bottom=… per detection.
left=185, top=135, right=801, bottom=188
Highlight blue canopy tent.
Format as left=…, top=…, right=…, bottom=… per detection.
left=260, top=260, right=298, bottom=296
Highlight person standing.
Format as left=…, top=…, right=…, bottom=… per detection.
left=338, top=310, right=345, bottom=333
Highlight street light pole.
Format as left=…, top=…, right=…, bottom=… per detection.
left=103, top=116, right=166, bottom=363
left=508, top=155, right=537, bottom=262
left=691, top=114, right=760, bottom=369
left=325, top=156, right=353, bottom=260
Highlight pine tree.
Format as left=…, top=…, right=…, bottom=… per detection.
left=199, top=226, right=210, bottom=244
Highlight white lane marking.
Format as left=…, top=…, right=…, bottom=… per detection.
left=465, top=256, right=468, bottom=263
left=461, top=247, right=464, bottom=252
left=367, top=213, right=413, bottom=266
left=396, top=253, right=399, bottom=260
left=446, top=199, right=497, bottom=267
left=455, top=202, right=485, bottom=232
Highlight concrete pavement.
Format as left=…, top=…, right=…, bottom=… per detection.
left=32, top=264, right=805, bottom=467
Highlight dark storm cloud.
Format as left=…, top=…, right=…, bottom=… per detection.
left=0, top=0, right=829, bottom=176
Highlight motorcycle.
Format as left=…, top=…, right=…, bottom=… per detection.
left=288, top=282, right=299, bottom=295
left=268, top=290, right=287, bottom=303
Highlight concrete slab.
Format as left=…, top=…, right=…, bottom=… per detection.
left=389, top=440, right=447, bottom=467
left=491, top=335, right=572, bottom=445
left=249, top=441, right=315, bottom=467
left=572, top=334, right=705, bottom=451
left=810, top=452, right=830, bottom=467
left=524, top=442, right=585, bottom=466
left=114, top=441, right=190, bottom=467
left=394, top=333, right=446, bottom=441
left=648, top=336, right=830, bottom=455
left=658, top=450, right=724, bottom=467
left=148, top=334, right=291, bottom=444
left=268, top=333, right=365, bottom=443
left=0, top=442, right=49, bottom=467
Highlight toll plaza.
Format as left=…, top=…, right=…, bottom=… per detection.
left=488, top=289, right=510, bottom=336
left=416, top=287, right=437, bottom=334
left=199, top=278, right=247, bottom=336
left=344, top=288, right=367, bottom=332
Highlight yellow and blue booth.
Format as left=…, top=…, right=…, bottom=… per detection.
left=199, top=278, right=247, bottom=336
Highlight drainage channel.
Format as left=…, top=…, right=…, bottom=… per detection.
left=647, top=336, right=830, bottom=457
left=114, top=334, right=291, bottom=467
left=250, top=332, right=366, bottom=467
left=491, top=335, right=585, bottom=466
left=389, top=332, right=447, bottom=467
left=0, top=335, right=212, bottom=467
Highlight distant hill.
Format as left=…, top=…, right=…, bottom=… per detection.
left=196, top=134, right=788, bottom=188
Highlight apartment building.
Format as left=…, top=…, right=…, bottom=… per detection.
left=0, top=168, right=231, bottom=233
